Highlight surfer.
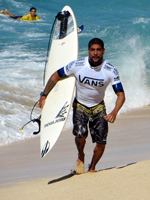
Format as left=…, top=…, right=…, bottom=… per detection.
left=1, top=7, right=39, bottom=21
left=39, top=38, right=125, bottom=173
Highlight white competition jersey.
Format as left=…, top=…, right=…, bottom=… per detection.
left=64, top=57, right=122, bottom=107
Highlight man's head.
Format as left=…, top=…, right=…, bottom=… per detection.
left=88, top=38, right=105, bottom=67
left=30, top=7, right=36, bottom=17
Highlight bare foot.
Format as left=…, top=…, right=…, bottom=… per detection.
left=88, top=164, right=96, bottom=173
left=1, top=10, right=6, bottom=15
left=75, top=158, right=84, bottom=174
left=88, top=169, right=96, bottom=173
left=1, top=9, right=8, bottom=15
left=4, top=9, right=8, bottom=13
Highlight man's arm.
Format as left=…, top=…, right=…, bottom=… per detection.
left=39, top=71, right=62, bottom=109
left=104, top=91, right=125, bottom=123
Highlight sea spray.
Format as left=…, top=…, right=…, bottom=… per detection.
left=1, top=0, right=150, bottom=146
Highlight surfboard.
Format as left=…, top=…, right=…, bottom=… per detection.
left=40, top=5, right=78, bottom=158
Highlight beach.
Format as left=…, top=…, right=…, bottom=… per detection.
left=1, top=160, right=150, bottom=200
left=0, top=106, right=150, bottom=199
left=1, top=0, right=150, bottom=199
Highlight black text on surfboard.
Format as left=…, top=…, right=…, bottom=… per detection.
left=44, top=102, right=69, bottom=128
left=41, top=141, right=50, bottom=158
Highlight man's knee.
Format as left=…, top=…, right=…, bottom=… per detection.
left=75, top=136, right=86, bottom=149
left=95, top=143, right=105, bottom=151
left=75, top=135, right=86, bottom=143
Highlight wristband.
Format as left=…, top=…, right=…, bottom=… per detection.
left=40, top=92, right=47, bottom=97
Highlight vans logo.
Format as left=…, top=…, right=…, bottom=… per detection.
left=79, top=75, right=104, bottom=87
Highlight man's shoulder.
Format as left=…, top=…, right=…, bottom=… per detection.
left=74, top=57, right=87, bottom=67
left=103, top=61, right=118, bottom=74
left=64, top=57, right=86, bottom=75
left=23, top=14, right=30, bottom=17
left=103, top=61, right=120, bottom=78
left=103, top=61, right=115, bottom=70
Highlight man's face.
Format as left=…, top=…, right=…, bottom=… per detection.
left=30, top=9, right=36, bottom=17
left=88, top=44, right=105, bottom=66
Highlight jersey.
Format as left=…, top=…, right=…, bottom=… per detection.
left=58, top=57, right=124, bottom=107
left=20, top=14, right=39, bottom=21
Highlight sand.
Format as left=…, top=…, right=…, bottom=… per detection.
left=1, top=160, right=150, bottom=200
left=0, top=106, right=150, bottom=199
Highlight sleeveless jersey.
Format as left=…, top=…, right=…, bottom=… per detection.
left=61, top=57, right=123, bottom=107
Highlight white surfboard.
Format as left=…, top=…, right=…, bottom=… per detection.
left=40, top=6, right=78, bottom=158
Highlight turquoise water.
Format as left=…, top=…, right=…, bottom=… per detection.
left=1, top=0, right=150, bottom=146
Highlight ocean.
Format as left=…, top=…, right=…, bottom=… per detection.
left=1, top=0, right=150, bottom=146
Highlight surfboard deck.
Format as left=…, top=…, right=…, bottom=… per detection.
left=40, top=5, right=78, bottom=158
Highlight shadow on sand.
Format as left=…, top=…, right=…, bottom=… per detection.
left=97, top=162, right=137, bottom=172
left=48, top=162, right=137, bottom=185
left=48, top=171, right=77, bottom=185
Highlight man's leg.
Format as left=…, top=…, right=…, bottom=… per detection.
left=89, top=143, right=105, bottom=172
left=74, top=135, right=86, bottom=173
left=4, top=9, right=15, bottom=17
left=75, top=135, right=86, bottom=162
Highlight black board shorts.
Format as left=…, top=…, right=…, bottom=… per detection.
left=10, top=16, right=22, bottom=19
left=73, top=99, right=108, bottom=144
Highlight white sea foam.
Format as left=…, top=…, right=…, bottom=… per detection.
left=133, top=17, right=150, bottom=24
left=1, top=0, right=150, bottom=147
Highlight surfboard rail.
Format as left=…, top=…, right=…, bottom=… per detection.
left=40, top=5, right=78, bottom=158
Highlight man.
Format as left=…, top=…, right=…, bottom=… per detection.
left=1, top=7, right=39, bottom=21
left=39, top=38, right=125, bottom=173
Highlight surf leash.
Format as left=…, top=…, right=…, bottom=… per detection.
left=43, top=13, right=59, bottom=86
left=19, top=100, right=41, bottom=135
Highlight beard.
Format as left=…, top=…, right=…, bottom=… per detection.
left=89, top=57, right=103, bottom=67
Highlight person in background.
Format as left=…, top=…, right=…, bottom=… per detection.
left=39, top=38, right=125, bottom=174
left=1, top=7, right=39, bottom=21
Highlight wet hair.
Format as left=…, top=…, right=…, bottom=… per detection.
left=88, top=38, right=104, bottom=49
left=30, top=7, right=36, bottom=12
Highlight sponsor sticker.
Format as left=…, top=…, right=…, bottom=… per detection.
left=44, top=102, right=69, bottom=128
left=66, top=61, right=75, bottom=72
left=113, top=68, right=119, bottom=76
left=41, top=140, right=50, bottom=157
left=114, top=76, right=120, bottom=82
left=104, top=65, right=112, bottom=71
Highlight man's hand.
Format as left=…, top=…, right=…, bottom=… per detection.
left=39, top=96, right=46, bottom=110
left=104, top=111, right=117, bottom=123
left=104, top=91, right=125, bottom=123
left=38, top=71, right=62, bottom=110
